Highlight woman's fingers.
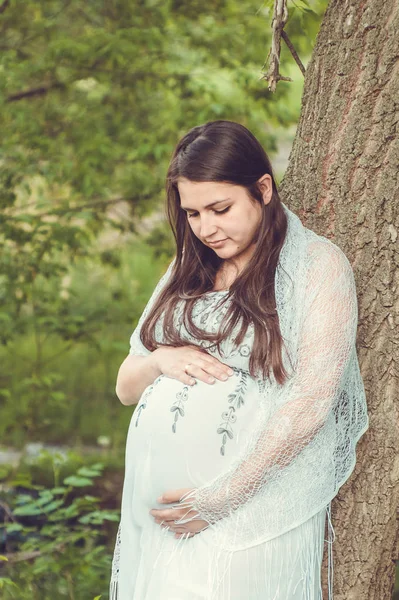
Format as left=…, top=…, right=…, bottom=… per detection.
left=181, top=372, right=197, bottom=386
left=175, top=362, right=233, bottom=386
left=171, top=360, right=229, bottom=386
left=159, top=522, right=197, bottom=534
left=201, top=361, right=234, bottom=381
left=156, top=345, right=234, bottom=385
left=183, top=363, right=217, bottom=384
left=169, top=365, right=196, bottom=386
left=187, top=354, right=234, bottom=382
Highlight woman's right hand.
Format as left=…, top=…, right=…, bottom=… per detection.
left=151, top=345, right=234, bottom=387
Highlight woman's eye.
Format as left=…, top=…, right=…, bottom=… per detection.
left=186, top=206, right=230, bottom=218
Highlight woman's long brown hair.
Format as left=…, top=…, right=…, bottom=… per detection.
left=140, top=120, right=289, bottom=384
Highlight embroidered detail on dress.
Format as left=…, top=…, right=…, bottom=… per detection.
left=239, top=343, right=251, bottom=357
left=170, top=386, right=189, bottom=433
left=135, top=376, right=162, bottom=427
left=217, top=369, right=248, bottom=456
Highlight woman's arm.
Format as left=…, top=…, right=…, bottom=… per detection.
left=116, top=259, right=176, bottom=406
left=116, top=346, right=235, bottom=405
left=116, top=353, right=161, bottom=406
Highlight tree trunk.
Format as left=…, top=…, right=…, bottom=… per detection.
left=280, top=0, right=399, bottom=598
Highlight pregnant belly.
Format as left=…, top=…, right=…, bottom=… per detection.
left=123, top=370, right=261, bottom=526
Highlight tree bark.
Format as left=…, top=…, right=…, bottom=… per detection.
left=280, top=0, right=399, bottom=598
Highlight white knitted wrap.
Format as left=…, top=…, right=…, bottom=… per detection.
left=110, top=202, right=369, bottom=590
left=172, top=204, right=369, bottom=550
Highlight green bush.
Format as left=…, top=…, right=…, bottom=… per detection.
left=0, top=240, right=167, bottom=448
left=0, top=451, right=121, bottom=600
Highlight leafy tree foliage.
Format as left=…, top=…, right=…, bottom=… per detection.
left=0, top=0, right=326, bottom=439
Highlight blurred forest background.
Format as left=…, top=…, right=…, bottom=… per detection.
left=1, top=1, right=397, bottom=599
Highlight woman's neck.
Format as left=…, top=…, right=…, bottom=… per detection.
left=213, top=260, right=245, bottom=290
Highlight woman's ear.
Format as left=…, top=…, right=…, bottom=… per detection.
left=257, top=174, right=273, bottom=205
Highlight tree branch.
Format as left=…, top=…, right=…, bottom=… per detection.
left=5, top=193, right=157, bottom=220
left=2, top=542, right=69, bottom=564
left=262, top=0, right=305, bottom=92
left=0, top=0, right=10, bottom=14
left=41, top=193, right=154, bottom=217
left=6, top=83, right=63, bottom=103
left=0, top=501, right=15, bottom=521
left=265, top=0, right=289, bottom=92
left=3, top=549, right=42, bottom=564
left=282, top=30, right=306, bottom=76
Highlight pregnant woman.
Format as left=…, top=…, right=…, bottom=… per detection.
left=109, top=120, right=369, bottom=599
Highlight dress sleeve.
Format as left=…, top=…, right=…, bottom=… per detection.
left=175, top=243, right=368, bottom=546
left=129, top=258, right=175, bottom=356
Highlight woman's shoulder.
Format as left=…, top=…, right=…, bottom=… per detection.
left=304, top=230, right=354, bottom=282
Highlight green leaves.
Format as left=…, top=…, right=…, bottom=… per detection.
left=63, top=464, right=104, bottom=488
left=76, top=465, right=103, bottom=478
left=78, top=510, right=120, bottom=525
left=60, top=462, right=101, bottom=487
left=63, top=476, right=92, bottom=487
left=2, top=454, right=119, bottom=597
left=1, top=0, right=328, bottom=219
left=0, top=578, right=18, bottom=590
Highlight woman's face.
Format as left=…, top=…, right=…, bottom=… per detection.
left=177, top=176, right=272, bottom=267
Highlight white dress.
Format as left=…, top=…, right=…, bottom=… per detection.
left=111, top=203, right=369, bottom=599
left=111, top=291, right=331, bottom=600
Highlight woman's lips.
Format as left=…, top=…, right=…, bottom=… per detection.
left=207, top=239, right=228, bottom=248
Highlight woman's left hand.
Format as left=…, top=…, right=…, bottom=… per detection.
left=150, top=488, right=209, bottom=539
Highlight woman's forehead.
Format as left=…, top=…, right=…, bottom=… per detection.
left=177, top=179, right=240, bottom=205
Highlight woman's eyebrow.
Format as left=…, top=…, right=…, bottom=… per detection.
left=180, top=198, right=231, bottom=211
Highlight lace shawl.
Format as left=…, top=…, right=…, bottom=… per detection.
left=116, top=203, right=369, bottom=555
left=170, top=204, right=369, bottom=552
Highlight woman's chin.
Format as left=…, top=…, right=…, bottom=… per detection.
left=210, top=244, right=233, bottom=256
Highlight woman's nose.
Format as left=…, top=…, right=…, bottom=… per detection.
left=200, top=220, right=217, bottom=240
left=199, top=215, right=218, bottom=239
